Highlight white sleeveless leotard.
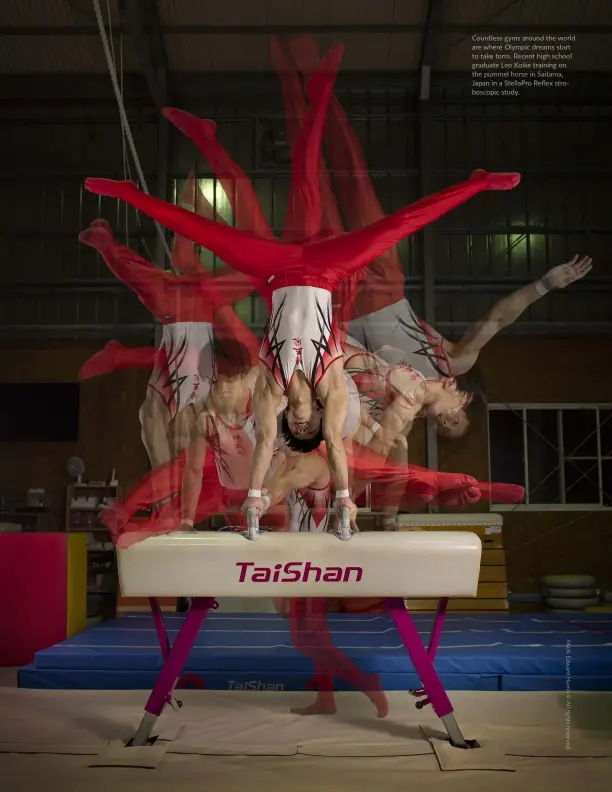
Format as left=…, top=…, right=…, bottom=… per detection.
left=206, top=408, right=257, bottom=490
left=148, top=321, right=215, bottom=417
left=348, top=298, right=450, bottom=379
left=260, top=286, right=343, bottom=390
left=286, top=484, right=332, bottom=533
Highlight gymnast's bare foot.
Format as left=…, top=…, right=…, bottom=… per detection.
left=290, top=693, right=337, bottom=716
left=436, top=486, right=481, bottom=508
left=436, top=472, right=478, bottom=492
left=100, top=503, right=128, bottom=539
left=162, top=108, right=217, bottom=140
left=365, top=682, right=390, bottom=719
left=84, top=177, right=135, bottom=198
left=78, top=219, right=115, bottom=251
left=471, top=168, right=521, bottom=190
left=78, top=340, right=127, bottom=380
left=476, top=482, right=525, bottom=504
left=304, top=45, right=344, bottom=102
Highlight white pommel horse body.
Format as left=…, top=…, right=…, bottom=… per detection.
left=117, top=514, right=482, bottom=750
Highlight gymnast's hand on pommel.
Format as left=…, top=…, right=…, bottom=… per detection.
left=335, top=496, right=358, bottom=532
left=242, top=493, right=269, bottom=519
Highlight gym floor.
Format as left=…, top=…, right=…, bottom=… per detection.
left=1, top=669, right=612, bottom=789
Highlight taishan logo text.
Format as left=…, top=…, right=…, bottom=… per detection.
left=236, top=561, right=363, bottom=584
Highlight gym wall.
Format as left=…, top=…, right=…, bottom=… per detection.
left=0, top=73, right=611, bottom=594
left=0, top=345, right=149, bottom=530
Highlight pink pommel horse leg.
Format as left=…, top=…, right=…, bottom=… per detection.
left=385, top=597, right=469, bottom=748
left=131, top=596, right=216, bottom=746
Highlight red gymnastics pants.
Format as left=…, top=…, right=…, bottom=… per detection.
left=285, top=36, right=417, bottom=319
left=79, top=219, right=257, bottom=323
left=85, top=44, right=519, bottom=294
left=287, top=597, right=389, bottom=717
left=320, top=441, right=525, bottom=507
left=85, top=168, right=519, bottom=295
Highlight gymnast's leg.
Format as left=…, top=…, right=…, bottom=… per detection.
left=163, top=111, right=274, bottom=240
left=288, top=597, right=389, bottom=718
left=79, top=341, right=157, bottom=381
left=289, top=35, right=392, bottom=237
left=302, top=169, right=521, bottom=283
left=270, top=38, right=344, bottom=241
left=84, top=177, right=300, bottom=278
left=85, top=172, right=518, bottom=289
left=79, top=219, right=175, bottom=321
left=281, top=45, right=343, bottom=241
left=102, top=450, right=188, bottom=541
left=85, top=45, right=342, bottom=276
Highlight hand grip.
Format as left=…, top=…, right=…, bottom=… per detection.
left=339, top=505, right=352, bottom=541
left=246, top=506, right=260, bottom=540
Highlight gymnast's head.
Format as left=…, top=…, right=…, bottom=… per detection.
left=281, top=395, right=324, bottom=453
left=209, top=338, right=254, bottom=406
left=427, top=366, right=487, bottom=439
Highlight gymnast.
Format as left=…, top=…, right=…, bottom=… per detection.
left=78, top=218, right=258, bottom=500
left=281, top=38, right=593, bottom=438
left=347, top=253, right=592, bottom=440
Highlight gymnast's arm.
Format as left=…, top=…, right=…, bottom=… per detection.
left=244, top=372, right=282, bottom=513
left=322, top=384, right=350, bottom=494
left=368, top=367, right=424, bottom=456
left=367, top=396, right=418, bottom=458
left=180, top=414, right=210, bottom=527
left=448, top=254, right=593, bottom=375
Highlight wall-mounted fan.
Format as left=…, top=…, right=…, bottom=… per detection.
left=67, top=456, right=85, bottom=483
left=258, top=119, right=291, bottom=168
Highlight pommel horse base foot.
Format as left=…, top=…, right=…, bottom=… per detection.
left=131, top=712, right=159, bottom=747
left=440, top=715, right=473, bottom=750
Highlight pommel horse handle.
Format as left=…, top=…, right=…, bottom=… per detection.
left=246, top=506, right=260, bottom=540
left=338, top=505, right=352, bottom=541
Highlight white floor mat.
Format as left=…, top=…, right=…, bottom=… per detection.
left=0, top=689, right=611, bottom=777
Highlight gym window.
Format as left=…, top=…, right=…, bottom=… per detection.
left=488, top=405, right=612, bottom=511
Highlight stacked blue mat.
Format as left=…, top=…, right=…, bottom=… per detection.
left=19, top=612, right=612, bottom=692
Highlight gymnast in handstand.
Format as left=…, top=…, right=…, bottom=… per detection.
left=282, top=36, right=593, bottom=438
left=78, top=218, right=257, bottom=501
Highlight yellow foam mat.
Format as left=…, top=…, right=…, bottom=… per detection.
left=66, top=532, right=87, bottom=636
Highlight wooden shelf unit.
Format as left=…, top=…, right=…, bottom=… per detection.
left=65, top=482, right=120, bottom=620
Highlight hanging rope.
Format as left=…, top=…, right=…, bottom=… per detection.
left=92, top=0, right=172, bottom=265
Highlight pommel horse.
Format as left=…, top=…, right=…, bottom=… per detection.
left=117, top=510, right=482, bottom=749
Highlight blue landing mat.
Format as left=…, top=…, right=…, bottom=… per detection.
left=19, top=612, right=612, bottom=692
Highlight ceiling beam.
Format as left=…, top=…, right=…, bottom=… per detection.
left=1, top=24, right=609, bottom=36
left=417, top=0, right=445, bottom=481
left=118, top=0, right=169, bottom=110
left=419, top=0, right=444, bottom=73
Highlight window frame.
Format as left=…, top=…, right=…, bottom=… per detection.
left=487, top=403, right=612, bottom=512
